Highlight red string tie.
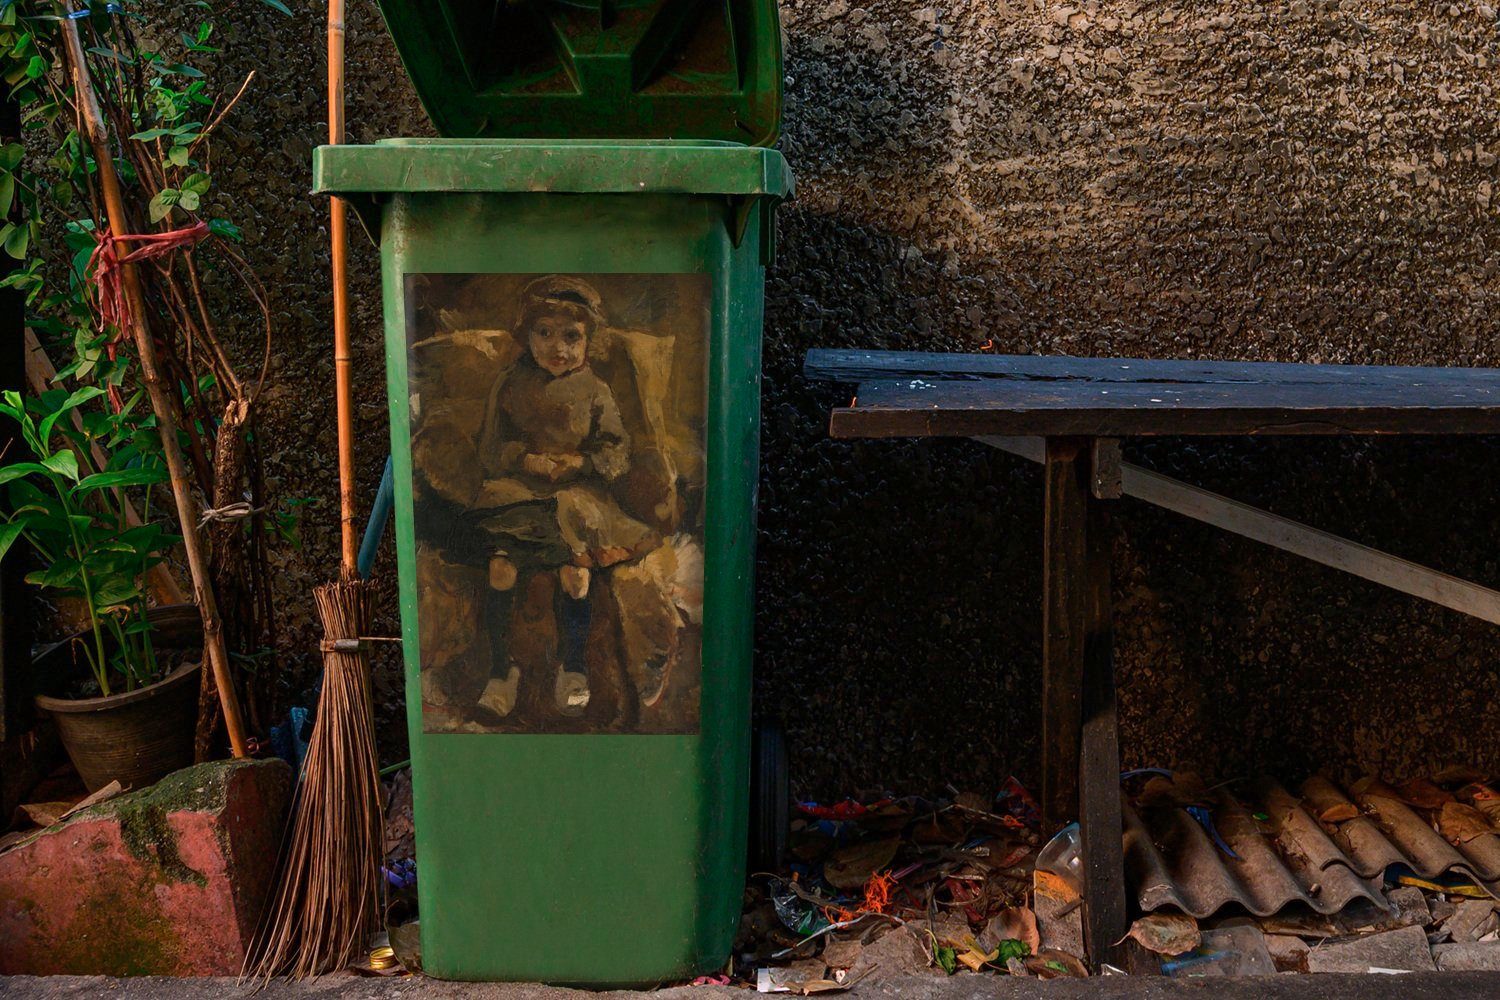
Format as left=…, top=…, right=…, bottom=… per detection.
left=85, top=219, right=210, bottom=408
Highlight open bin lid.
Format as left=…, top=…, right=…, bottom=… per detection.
left=371, top=0, right=784, bottom=145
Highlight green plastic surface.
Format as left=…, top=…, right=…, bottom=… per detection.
left=316, top=139, right=791, bottom=264
left=319, top=142, right=786, bottom=982
left=371, top=0, right=784, bottom=145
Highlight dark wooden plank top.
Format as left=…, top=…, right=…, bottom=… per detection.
left=805, top=350, right=1500, bottom=438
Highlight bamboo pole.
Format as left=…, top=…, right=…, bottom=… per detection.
left=328, top=0, right=357, bottom=576
left=60, top=8, right=248, bottom=758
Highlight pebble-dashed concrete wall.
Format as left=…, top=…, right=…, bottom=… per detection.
left=200, top=1, right=1499, bottom=794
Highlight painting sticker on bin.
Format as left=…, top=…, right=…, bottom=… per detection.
left=405, top=273, right=708, bottom=734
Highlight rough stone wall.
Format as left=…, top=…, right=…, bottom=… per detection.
left=191, top=1, right=1499, bottom=793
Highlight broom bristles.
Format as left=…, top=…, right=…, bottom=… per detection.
left=244, top=578, right=383, bottom=980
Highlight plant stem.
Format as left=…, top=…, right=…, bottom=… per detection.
left=58, top=478, right=110, bottom=695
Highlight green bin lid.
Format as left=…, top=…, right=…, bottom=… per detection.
left=372, top=0, right=784, bottom=146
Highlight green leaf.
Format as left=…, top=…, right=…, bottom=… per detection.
left=0, top=142, right=21, bottom=171
left=0, top=518, right=27, bottom=563
left=180, top=171, right=210, bottom=196
left=92, top=578, right=142, bottom=608
left=38, top=385, right=105, bottom=445
left=129, top=127, right=175, bottom=141
left=148, top=188, right=178, bottom=223
left=166, top=145, right=190, bottom=168
left=258, top=0, right=294, bottom=14
left=73, top=467, right=167, bottom=493
left=178, top=189, right=200, bottom=212
left=0, top=462, right=53, bottom=486
left=2, top=221, right=27, bottom=259
left=116, top=523, right=173, bottom=549
left=995, top=939, right=1030, bottom=962
left=26, top=557, right=81, bottom=589
left=207, top=218, right=241, bottom=241
left=69, top=245, right=92, bottom=286
left=63, top=218, right=98, bottom=248
left=935, top=945, right=957, bottom=976
left=24, top=55, right=45, bottom=79
left=42, top=450, right=80, bottom=482
left=86, top=45, right=133, bottom=66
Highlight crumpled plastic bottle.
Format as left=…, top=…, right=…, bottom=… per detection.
left=1035, top=821, right=1082, bottom=893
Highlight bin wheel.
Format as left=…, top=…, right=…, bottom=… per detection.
left=749, top=722, right=788, bottom=873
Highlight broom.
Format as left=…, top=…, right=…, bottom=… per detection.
left=244, top=0, right=383, bottom=977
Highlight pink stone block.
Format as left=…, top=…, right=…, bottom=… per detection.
left=0, top=758, right=290, bottom=976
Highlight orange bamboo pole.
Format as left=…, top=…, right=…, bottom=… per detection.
left=60, top=8, right=248, bottom=758
left=328, top=0, right=357, bottom=577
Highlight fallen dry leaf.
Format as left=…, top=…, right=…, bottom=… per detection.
left=1439, top=801, right=1495, bottom=844
left=59, top=780, right=124, bottom=821
left=1458, top=784, right=1500, bottom=826
left=1434, top=765, right=1488, bottom=786
left=12, top=781, right=124, bottom=830
left=799, top=979, right=848, bottom=995
left=1317, top=802, right=1360, bottom=823
left=1123, top=912, right=1200, bottom=956
left=1351, top=776, right=1403, bottom=802
left=824, top=838, right=900, bottom=890
left=979, top=906, right=1040, bottom=956
left=17, top=801, right=71, bottom=828
left=1301, top=776, right=1360, bottom=824
left=1397, top=778, right=1454, bottom=811
left=1026, top=949, right=1088, bottom=978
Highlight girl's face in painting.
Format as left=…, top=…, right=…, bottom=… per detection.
left=527, top=314, right=588, bottom=377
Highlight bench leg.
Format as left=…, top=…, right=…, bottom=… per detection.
left=1080, top=494, right=1127, bottom=967
left=1042, top=436, right=1127, bottom=969
left=1041, top=438, right=1086, bottom=834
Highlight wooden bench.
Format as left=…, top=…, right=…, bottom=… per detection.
left=804, top=348, right=1500, bottom=967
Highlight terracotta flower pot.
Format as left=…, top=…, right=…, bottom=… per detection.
left=33, top=604, right=203, bottom=792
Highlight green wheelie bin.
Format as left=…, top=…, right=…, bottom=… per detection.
left=312, top=0, right=791, bottom=985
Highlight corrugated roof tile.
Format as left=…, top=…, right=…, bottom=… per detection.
left=1120, top=774, right=1500, bottom=920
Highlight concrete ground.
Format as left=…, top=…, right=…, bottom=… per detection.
left=3, top=974, right=1500, bottom=999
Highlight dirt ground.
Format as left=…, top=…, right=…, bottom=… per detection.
left=161, top=1, right=1500, bottom=793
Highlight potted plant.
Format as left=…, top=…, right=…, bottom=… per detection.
left=0, top=385, right=199, bottom=791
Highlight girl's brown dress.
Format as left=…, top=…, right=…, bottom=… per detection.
left=472, top=354, right=657, bottom=568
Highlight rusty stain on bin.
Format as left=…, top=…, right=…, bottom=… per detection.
left=1125, top=776, right=1500, bottom=920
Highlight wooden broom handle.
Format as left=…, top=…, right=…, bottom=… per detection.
left=60, top=7, right=248, bottom=758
